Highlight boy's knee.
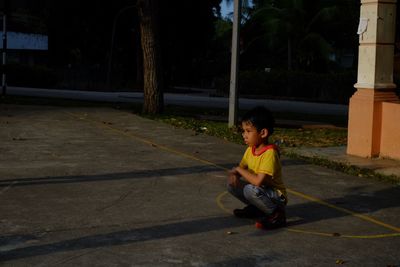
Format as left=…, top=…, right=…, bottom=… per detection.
left=243, top=184, right=259, bottom=200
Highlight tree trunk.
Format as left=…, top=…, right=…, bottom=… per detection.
left=138, top=0, right=164, bottom=114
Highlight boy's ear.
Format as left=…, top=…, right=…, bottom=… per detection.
left=260, top=128, right=268, bottom=138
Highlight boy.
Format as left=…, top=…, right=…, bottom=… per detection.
left=227, top=106, right=287, bottom=229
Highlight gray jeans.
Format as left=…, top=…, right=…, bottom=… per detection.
left=227, top=179, right=286, bottom=215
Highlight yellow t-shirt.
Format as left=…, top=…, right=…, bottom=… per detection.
left=239, top=145, right=287, bottom=199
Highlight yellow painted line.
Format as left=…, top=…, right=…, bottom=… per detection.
left=287, top=189, right=400, bottom=233
left=339, top=233, right=400, bottom=239
left=65, top=111, right=226, bottom=172
left=286, top=228, right=400, bottom=239
left=216, top=191, right=231, bottom=214
left=66, top=112, right=400, bottom=238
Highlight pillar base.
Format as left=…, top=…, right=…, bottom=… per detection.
left=347, top=88, right=399, bottom=158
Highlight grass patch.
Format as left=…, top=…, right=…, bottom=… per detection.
left=273, top=128, right=347, bottom=147
left=142, top=113, right=244, bottom=144
left=143, top=112, right=347, bottom=148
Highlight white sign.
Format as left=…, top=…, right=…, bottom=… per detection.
left=0, top=32, right=48, bottom=50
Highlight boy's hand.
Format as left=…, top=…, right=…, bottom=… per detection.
left=228, top=168, right=240, bottom=188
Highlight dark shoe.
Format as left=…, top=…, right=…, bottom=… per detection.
left=233, top=205, right=264, bottom=218
left=255, top=208, right=287, bottom=229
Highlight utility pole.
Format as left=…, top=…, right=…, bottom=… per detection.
left=2, top=0, right=7, bottom=96
left=228, top=0, right=241, bottom=127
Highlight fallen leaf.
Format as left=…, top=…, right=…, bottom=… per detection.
left=336, top=259, right=345, bottom=264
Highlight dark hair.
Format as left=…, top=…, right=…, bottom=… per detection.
left=241, top=106, right=275, bottom=136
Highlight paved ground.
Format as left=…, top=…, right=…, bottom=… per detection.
left=1, top=104, right=400, bottom=266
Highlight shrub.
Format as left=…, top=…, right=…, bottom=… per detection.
left=214, top=69, right=357, bottom=104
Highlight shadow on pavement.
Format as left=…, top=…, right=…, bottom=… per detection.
left=0, top=164, right=235, bottom=188
left=286, top=185, right=400, bottom=228
left=0, top=216, right=248, bottom=262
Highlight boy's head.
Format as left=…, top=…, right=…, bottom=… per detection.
left=241, top=106, right=275, bottom=142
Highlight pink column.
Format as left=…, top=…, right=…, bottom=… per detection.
left=347, top=0, right=400, bottom=159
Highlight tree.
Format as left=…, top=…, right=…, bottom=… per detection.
left=138, top=0, right=163, bottom=114
left=10, top=0, right=222, bottom=96
left=158, top=0, right=221, bottom=88
left=245, top=0, right=339, bottom=72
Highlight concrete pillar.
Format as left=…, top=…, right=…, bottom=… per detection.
left=347, top=0, right=399, bottom=158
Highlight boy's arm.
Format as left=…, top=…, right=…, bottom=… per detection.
left=234, top=166, right=272, bottom=187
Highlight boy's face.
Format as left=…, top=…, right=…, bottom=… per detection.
left=241, top=121, right=268, bottom=147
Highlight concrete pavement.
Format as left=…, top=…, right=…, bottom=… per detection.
left=1, top=103, right=400, bottom=266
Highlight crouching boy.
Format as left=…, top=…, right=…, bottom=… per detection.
left=227, top=106, right=287, bottom=229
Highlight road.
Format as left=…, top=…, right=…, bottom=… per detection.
left=7, top=86, right=348, bottom=116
